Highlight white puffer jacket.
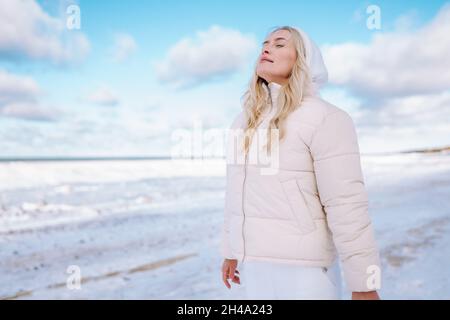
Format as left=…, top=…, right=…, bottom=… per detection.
left=220, top=28, right=381, bottom=293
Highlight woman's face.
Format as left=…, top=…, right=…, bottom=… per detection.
left=256, top=29, right=297, bottom=85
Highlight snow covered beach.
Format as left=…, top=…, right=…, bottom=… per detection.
left=0, top=152, right=449, bottom=299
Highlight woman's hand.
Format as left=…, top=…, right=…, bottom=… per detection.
left=222, top=259, right=240, bottom=289
left=352, top=291, right=380, bottom=300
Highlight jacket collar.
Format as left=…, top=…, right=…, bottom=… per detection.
left=262, top=81, right=282, bottom=110
left=268, top=81, right=282, bottom=107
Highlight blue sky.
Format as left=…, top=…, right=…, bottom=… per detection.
left=0, top=0, right=449, bottom=157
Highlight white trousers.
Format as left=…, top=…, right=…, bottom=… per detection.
left=240, top=259, right=342, bottom=300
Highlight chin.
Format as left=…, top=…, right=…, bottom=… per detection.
left=256, top=68, right=271, bottom=79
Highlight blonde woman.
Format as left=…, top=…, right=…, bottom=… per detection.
left=220, top=26, right=381, bottom=300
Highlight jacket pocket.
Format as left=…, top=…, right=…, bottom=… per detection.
left=280, top=179, right=316, bottom=234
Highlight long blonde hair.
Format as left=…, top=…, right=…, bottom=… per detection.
left=241, top=26, right=312, bottom=157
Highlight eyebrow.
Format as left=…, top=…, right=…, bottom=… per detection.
left=262, top=37, right=287, bottom=45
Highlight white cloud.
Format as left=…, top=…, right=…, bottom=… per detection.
left=154, top=25, right=257, bottom=87
left=85, top=86, right=120, bottom=106
left=339, top=90, right=450, bottom=153
left=322, top=4, right=450, bottom=98
left=0, top=102, right=59, bottom=121
left=393, top=10, right=420, bottom=32
left=321, top=87, right=363, bottom=116
left=111, top=33, right=137, bottom=62
left=320, top=5, right=450, bottom=152
left=0, top=70, right=41, bottom=105
left=0, top=0, right=90, bottom=64
left=0, top=69, right=58, bottom=121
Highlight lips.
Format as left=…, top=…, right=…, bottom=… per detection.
left=260, top=56, right=273, bottom=63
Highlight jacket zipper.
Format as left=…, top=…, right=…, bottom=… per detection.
left=241, top=87, right=273, bottom=263
left=241, top=152, right=248, bottom=263
left=241, top=95, right=270, bottom=264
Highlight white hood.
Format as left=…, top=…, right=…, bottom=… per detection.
left=294, top=27, right=328, bottom=95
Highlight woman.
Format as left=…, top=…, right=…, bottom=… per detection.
left=220, top=26, right=381, bottom=300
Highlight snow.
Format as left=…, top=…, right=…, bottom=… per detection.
left=0, top=152, right=449, bottom=299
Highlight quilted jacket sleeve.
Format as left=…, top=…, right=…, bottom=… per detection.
left=220, top=112, right=245, bottom=260
left=221, top=163, right=237, bottom=260
left=309, top=109, right=381, bottom=292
